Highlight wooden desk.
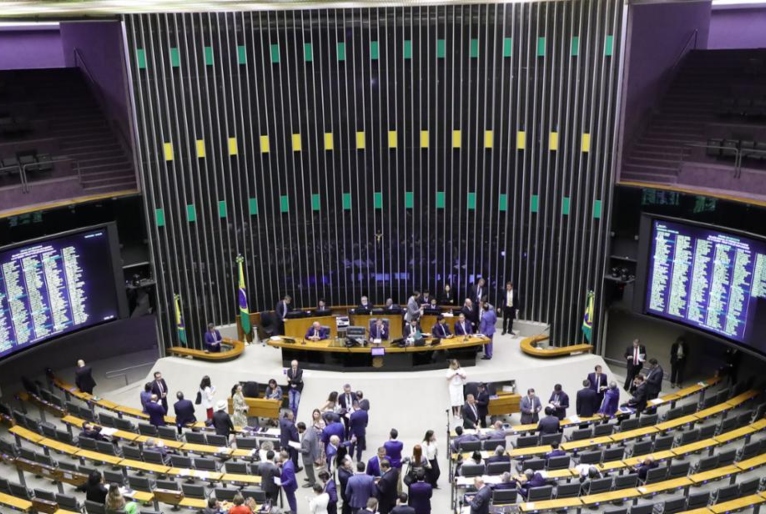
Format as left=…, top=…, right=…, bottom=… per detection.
left=655, top=414, right=699, bottom=432
left=709, top=494, right=765, bottom=513
left=581, top=488, right=640, bottom=505
left=421, top=313, right=458, bottom=334
left=10, top=425, right=44, bottom=443
left=520, top=334, right=593, bottom=358
left=350, top=314, right=404, bottom=339
left=122, top=459, right=171, bottom=474
left=221, top=473, right=262, bottom=486
left=0, top=491, right=33, bottom=512
left=38, top=438, right=79, bottom=456
left=735, top=454, right=766, bottom=471
left=726, top=390, right=759, bottom=406
left=672, top=440, right=715, bottom=458
left=713, top=425, right=755, bottom=444
left=181, top=443, right=232, bottom=457
left=509, top=445, right=552, bottom=459
left=285, top=315, right=338, bottom=340
left=560, top=435, right=613, bottom=452
left=597, top=460, right=629, bottom=473
left=688, top=465, right=738, bottom=484
left=623, top=451, right=676, bottom=467
left=519, top=498, right=582, bottom=512
left=227, top=397, right=280, bottom=419
left=697, top=403, right=730, bottom=418
left=637, top=477, right=692, bottom=495
left=169, top=338, right=245, bottom=362
left=610, top=426, right=658, bottom=443
left=488, top=393, right=521, bottom=416
left=75, top=449, right=122, bottom=465
left=267, top=334, right=488, bottom=371
left=165, top=468, right=224, bottom=482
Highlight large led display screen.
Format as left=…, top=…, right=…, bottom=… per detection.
left=0, top=225, right=126, bottom=359
left=643, top=218, right=766, bottom=350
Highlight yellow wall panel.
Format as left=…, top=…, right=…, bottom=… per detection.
left=195, top=139, right=206, bottom=158
left=420, top=130, right=429, bottom=148
left=324, top=132, right=334, bottom=151
left=549, top=132, right=559, bottom=151
left=260, top=135, right=270, bottom=153
left=356, top=131, right=366, bottom=150
left=163, top=142, right=174, bottom=161
left=581, top=133, right=591, bottom=153
left=228, top=137, right=238, bottom=156
left=292, top=133, right=302, bottom=152
left=484, top=130, right=494, bottom=149
left=452, top=130, right=462, bottom=148
left=388, top=130, right=398, bottom=148
left=516, top=131, right=526, bottom=150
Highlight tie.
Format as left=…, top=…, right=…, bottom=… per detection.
left=634, top=348, right=639, bottom=365
left=157, top=381, right=163, bottom=394
left=472, top=404, right=477, bottom=418
left=314, top=329, right=318, bottom=337
left=596, top=374, right=600, bottom=387
left=347, top=395, right=351, bottom=408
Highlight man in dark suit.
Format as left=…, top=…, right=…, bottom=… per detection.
left=356, top=296, right=372, bottom=313
left=626, top=375, right=648, bottom=414
left=150, top=371, right=169, bottom=413
left=466, top=477, right=492, bottom=514
left=537, top=407, right=560, bottom=435
left=257, top=451, right=281, bottom=503
left=349, top=402, right=368, bottom=462
left=431, top=316, right=453, bottom=339
left=384, top=298, right=402, bottom=313
left=346, top=461, right=376, bottom=514
left=633, top=456, right=658, bottom=481
left=305, top=321, right=329, bottom=341
left=286, top=359, right=303, bottom=417
left=375, top=459, right=398, bottom=514
left=203, top=323, right=223, bottom=352
left=403, top=319, right=423, bottom=343
left=279, top=450, right=298, bottom=514
left=383, top=429, right=404, bottom=471
left=461, top=394, right=480, bottom=429
left=475, top=383, right=490, bottom=428
left=587, top=365, right=608, bottom=408
left=624, top=339, right=647, bottom=390
left=454, top=313, right=474, bottom=336
left=450, top=426, right=480, bottom=452
left=485, top=445, right=510, bottom=466
left=469, top=278, right=486, bottom=313
left=319, top=470, right=338, bottom=514
left=74, top=359, right=96, bottom=394
left=576, top=380, right=598, bottom=418
left=339, top=384, right=356, bottom=436
left=670, top=337, right=688, bottom=388
left=280, top=411, right=301, bottom=468
left=460, top=299, right=478, bottom=328
left=80, top=421, right=109, bottom=442
left=145, top=395, right=166, bottom=427
left=390, top=492, right=415, bottom=514
left=548, top=384, right=569, bottom=420
left=407, top=471, right=432, bottom=514
left=370, top=319, right=389, bottom=341
left=498, top=281, right=520, bottom=335
left=516, top=470, right=547, bottom=500
left=212, top=400, right=234, bottom=439
left=173, top=391, right=196, bottom=435
left=644, top=358, right=664, bottom=400
left=275, top=294, right=291, bottom=335
left=356, top=391, right=370, bottom=412
left=544, top=442, right=566, bottom=464
left=366, top=447, right=387, bottom=477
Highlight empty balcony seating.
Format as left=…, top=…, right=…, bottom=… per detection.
left=705, top=138, right=766, bottom=161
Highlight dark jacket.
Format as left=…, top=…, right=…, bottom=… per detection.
left=576, top=388, right=598, bottom=418
left=475, top=390, right=490, bottom=420
left=548, top=391, right=570, bottom=420
left=77, top=480, right=107, bottom=504
left=280, top=417, right=299, bottom=449
left=212, top=410, right=234, bottom=437
left=537, top=415, right=560, bottom=435
left=407, top=480, right=433, bottom=514
left=287, top=367, right=304, bottom=393
left=376, top=468, right=399, bottom=513
left=145, top=401, right=166, bottom=427
left=151, top=379, right=170, bottom=411
left=75, top=366, right=96, bottom=394
left=258, top=460, right=281, bottom=498
left=670, top=341, right=688, bottom=364
left=173, top=399, right=197, bottom=428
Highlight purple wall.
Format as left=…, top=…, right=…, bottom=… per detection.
left=709, top=7, right=766, bottom=49
left=59, top=21, right=132, bottom=140
left=621, top=1, right=712, bottom=148
left=0, top=25, right=65, bottom=70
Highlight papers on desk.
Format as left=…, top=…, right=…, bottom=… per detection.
left=288, top=441, right=302, bottom=450
left=649, top=398, right=665, bottom=406
left=119, top=487, right=135, bottom=498
left=372, top=338, right=382, bottom=345
left=442, top=312, right=454, bottom=317
left=698, top=381, right=707, bottom=387
left=197, top=471, right=209, bottom=480
left=569, top=415, right=581, bottom=423
left=217, top=446, right=229, bottom=454
left=100, top=427, right=117, bottom=436
left=179, top=468, right=192, bottom=477
left=637, top=486, right=647, bottom=494
left=273, top=477, right=282, bottom=486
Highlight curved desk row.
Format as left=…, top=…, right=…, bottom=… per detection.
left=168, top=337, right=245, bottom=361
left=520, top=334, right=593, bottom=358
left=267, top=335, right=489, bottom=371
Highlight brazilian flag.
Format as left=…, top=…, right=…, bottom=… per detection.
left=237, top=256, right=252, bottom=339
left=582, top=290, right=594, bottom=343
left=174, top=294, right=187, bottom=347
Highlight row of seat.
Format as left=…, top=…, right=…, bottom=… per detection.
left=0, top=149, right=54, bottom=177
left=717, top=97, right=766, bottom=120
left=0, top=114, right=33, bottom=138
left=705, top=138, right=766, bottom=161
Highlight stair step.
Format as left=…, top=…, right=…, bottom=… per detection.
left=621, top=162, right=678, bottom=173
left=82, top=182, right=138, bottom=193
left=620, top=173, right=677, bottom=184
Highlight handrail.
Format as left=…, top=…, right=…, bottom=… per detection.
left=679, top=142, right=741, bottom=177
left=20, top=156, right=77, bottom=193
left=104, top=361, right=155, bottom=386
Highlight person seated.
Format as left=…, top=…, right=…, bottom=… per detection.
left=403, top=319, right=424, bottom=346
left=384, top=298, right=402, bottom=313
left=456, top=451, right=485, bottom=476
left=265, top=379, right=283, bottom=400
left=369, top=319, right=389, bottom=341
left=356, top=296, right=372, bottom=313
left=625, top=375, right=648, bottom=414
left=537, top=406, right=561, bottom=435
left=633, top=456, right=658, bottom=481
left=440, top=284, right=456, bottom=306
left=432, top=316, right=453, bottom=339
left=80, top=421, right=109, bottom=442
left=419, top=291, right=432, bottom=306
left=493, top=472, right=516, bottom=491
left=204, top=323, right=223, bottom=353
left=202, top=496, right=225, bottom=514
left=485, top=445, right=510, bottom=465
left=144, top=437, right=173, bottom=464
left=544, top=441, right=566, bottom=463
left=305, top=321, right=329, bottom=341
left=454, top=312, right=474, bottom=336
left=314, top=299, right=331, bottom=316
left=515, top=469, right=547, bottom=499
left=450, top=426, right=480, bottom=452
left=579, top=465, right=602, bottom=495
left=459, top=299, right=478, bottom=327
left=481, top=421, right=507, bottom=440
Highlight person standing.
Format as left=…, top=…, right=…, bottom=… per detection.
left=199, top=376, right=216, bottom=420
left=319, top=470, right=338, bottom=514
left=537, top=407, right=560, bottom=435
left=478, top=302, right=497, bottom=360
left=337, top=457, right=354, bottom=514
left=366, top=447, right=387, bottom=478
left=151, top=371, right=169, bottom=413
left=460, top=299, right=478, bottom=329
left=598, top=382, right=620, bottom=418
left=440, top=284, right=456, bottom=306
left=339, top=384, right=356, bottom=437
left=644, top=359, right=664, bottom=400
left=421, top=431, right=440, bottom=489
left=499, top=281, right=520, bottom=335
left=391, top=493, right=415, bottom=514
left=346, top=461, right=377, bottom=514
left=280, top=449, right=298, bottom=514
left=257, top=450, right=281, bottom=504
left=281, top=411, right=301, bottom=469
left=520, top=389, right=542, bottom=424
left=146, top=395, right=166, bottom=427
left=446, top=360, right=467, bottom=420
left=623, top=339, right=647, bottom=391
left=670, top=338, right=688, bottom=388
left=576, top=380, right=598, bottom=418
left=475, top=383, right=490, bottom=428
left=231, top=384, right=248, bottom=428
left=212, top=400, right=235, bottom=442
left=74, top=359, right=96, bottom=395
left=406, top=471, right=432, bottom=514
left=461, top=394, right=480, bottom=429
left=173, top=391, right=197, bottom=435
left=466, top=477, right=491, bottom=514
left=384, top=429, right=404, bottom=472
left=404, top=291, right=422, bottom=324
left=548, top=384, right=569, bottom=420
left=299, top=421, right=320, bottom=488
left=587, top=365, right=608, bottom=408
left=469, top=278, right=486, bottom=317
left=140, top=382, right=153, bottom=413
left=309, top=482, right=330, bottom=514
left=349, top=402, right=368, bottom=463
left=204, top=323, right=223, bottom=352
left=287, top=360, right=304, bottom=417
left=376, top=459, right=399, bottom=514
left=276, top=294, right=292, bottom=335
